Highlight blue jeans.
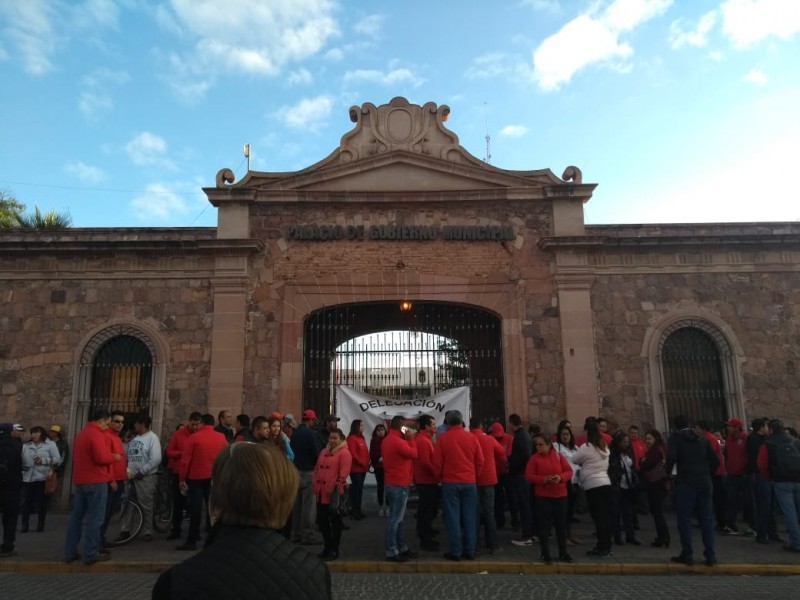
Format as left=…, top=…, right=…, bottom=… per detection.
left=675, top=484, right=715, bottom=561
left=441, top=482, right=478, bottom=556
left=64, top=482, right=108, bottom=561
left=773, top=481, right=800, bottom=549
left=384, top=485, right=410, bottom=557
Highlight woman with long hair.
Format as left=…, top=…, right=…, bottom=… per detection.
left=572, top=418, right=612, bottom=557
left=640, top=429, right=671, bottom=548
left=526, top=433, right=573, bottom=564
left=553, top=425, right=581, bottom=545
left=266, top=416, right=294, bottom=461
left=346, top=420, right=369, bottom=520
left=152, top=442, right=331, bottom=599
left=608, top=431, right=640, bottom=546
left=313, top=428, right=352, bottom=561
left=370, top=423, right=387, bottom=516
left=21, top=425, right=61, bottom=533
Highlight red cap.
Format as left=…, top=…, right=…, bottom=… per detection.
left=268, top=412, right=283, bottom=420
left=302, top=409, right=317, bottom=420
left=489, top=422, right=505, bottom=436
left=726, top=418, right=743, bottom=428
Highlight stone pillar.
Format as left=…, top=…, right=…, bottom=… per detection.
left=556, top=274, right=599, bottom=428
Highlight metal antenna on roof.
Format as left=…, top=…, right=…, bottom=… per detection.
left=483, top=102, right=491, bottom=164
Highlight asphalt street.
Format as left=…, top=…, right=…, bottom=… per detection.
left=2, top=573, right=799, bottom=599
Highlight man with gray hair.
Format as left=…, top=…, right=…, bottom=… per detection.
left=432, top=410, right=484, bottom=561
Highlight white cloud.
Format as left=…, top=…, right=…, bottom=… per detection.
left=465, top=53, right=518, bottom=79
left=130, top=183, right=191, bottom=222
left=160, top=0, right=339, bottom=99
left=500, top=125, right=529, bottom=138
left=521, top=0, right=561, bottom=13
left=70, top=0, right=119, bottom=30
left=276, top=95, right=335, bottom=131
left=669, top=11, right=718, bottom=48
left=125, top=132, right=169, bottom=166
left=325, top=47, right=345, bottom=61
left=79, top=68, right=130, bottom=119
left=288, top=67, right=313, bottom=86
left=343, top=67, right=425, bottom=87
left=64, top=160, right=107, bottom=184
left=721, top=0, right=800, bottom=48
left=0, top=1, right=57, bottom=75
left=743, top=67, right=769, bottom=84
left=354, top=15, right=384, bottom=38
left=532, top=0, right=672, bottom=91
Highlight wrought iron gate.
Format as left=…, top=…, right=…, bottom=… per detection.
left=659, top=323, right=730, bottom=429
left=303, top=302, right=504, bottom=424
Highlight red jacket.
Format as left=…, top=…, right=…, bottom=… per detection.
left=703, top=431, right=726, bottom=476
left=179, top=426, right=228, bottom=482
left=382, top=429, right=417, bottom=486
left=104, top=428, right=127, bottom=481
left=165, top=425, right=194, bottom=473
left=575, top=432, right=613, bottom=446
left=313, top=442, right=352, bottom=504
left=630, top=438, right=647, bottom=471
left=471, top=429, right=505, bottom=486
left=347, top=433, right=370, bottom=474
left=433, top=425, right=484, bottom=484
left=492, top=432, right=513, bottom=476
left=725, top=431, right=748, bottom=476
left=413, top=430, right=438, bottom=485
left=525, top=449, right=573, bottom=498
left=72, top=422, right=117, bottom=485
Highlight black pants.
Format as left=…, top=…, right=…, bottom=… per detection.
left=169, top=472, right=187, bottom=534
left=21, top=480, right=48, bottom=530
left=725, top=474, right=754, bottom=530
left=416, top=483, right=438, bottom=543
left=349, top=472, right=366, bottom=515
left=586, top=485, right=612, bottom=552
left=647, top=483, right=670, bottom=543
left=374, top=468, right=385, bottom=506
left=1, top=488, right=20, bottom=552
left=609, top=486, right=637, bottom=540
left=316, top=502, right=343, bottom=554
left=535, top=495, right=568, bottom=559
left=186, top=478, right=211, bottom=544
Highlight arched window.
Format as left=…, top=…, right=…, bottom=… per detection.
left=658, top=321, right=731, bottom=428
left=90, top=334, right=153, bottom=415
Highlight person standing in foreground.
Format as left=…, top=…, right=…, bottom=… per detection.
left=214, top=410, right=235, bottom=444
left=470, top=418, right=505, bottom=554
left=64, top=409, right=122, bottom=565
left=313, top=428, right=352, bottom=561
left=165, top=412, right=201, bottom=541
left=177, top=414, right=228, bottom=551
left=101, top=411, right=127, bottom=550
left=152, top=443, right=331, bottom=600
left=758, top=419, right=800, bottom=553
left=507, top=413, right=535, bottom=547
left=414, top=415, right=440, bottom=552
left=346, top=420, right=370, bottom=521
left=665, top=414, right=720, bottom=567
left=433, top=411, right=484, bottom=561
left=122, top=414, right=162, bottom=543
left=0, top=423, right=23, bottom=558
left=290, top=410, right=325, bottom=545
left=382, top=415, right=418, bottom=562
left=572, top=418, right=613, bottom=557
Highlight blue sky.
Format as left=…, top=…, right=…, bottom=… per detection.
left=1, top=0, right=799, bottom=228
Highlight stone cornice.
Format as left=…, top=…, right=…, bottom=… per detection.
left=538, top=231, right=800, bottom=252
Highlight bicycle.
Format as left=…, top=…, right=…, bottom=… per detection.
left=108, top=469, right=173, bottom=545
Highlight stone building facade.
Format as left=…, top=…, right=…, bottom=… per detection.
left=2, top=98, right=799, bottom=491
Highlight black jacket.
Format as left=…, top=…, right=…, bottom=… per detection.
left=290, top=424, right=324, bottom=472
left=0, top=435, right=23, bottom=490
left=152, top=526, right=331, bottom=600
left=508, top=427, right=532, bottom=476
left=666, top=428, right=719, bottom=488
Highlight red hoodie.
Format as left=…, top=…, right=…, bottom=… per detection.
left=346, top=433, right=370, bottom=474
left=703, top=431, right=726, bottom=476
left=104, top=427, right=127, bottom=481
left=525, top=449, right=573, bottom=498
left=166, top=425, right=194, bottom=474
left=470, top=428, right=505, bottom=486
left=725, top=431, right=748, bottom=476
left=433, top=425, right=484, bottom=484
left=179, top=425, right=228, bottom=482
left=413, top=429, right=438, bottom=485
left=72, top=422, right=117, bottom=485
left=382, top=429, right=417, bottom=486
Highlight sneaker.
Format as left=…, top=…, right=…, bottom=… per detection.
left=83, top=553, right=111, bottom=566
left=719, top=526, right=739, bottom=536
left=385, top=553, right=409, bottom=563
left=670, top=555, right=694, bottom=566
left=558, top=553, right=573, bottom=563
left=742, top=528, right=756, bottom=537
left=511, top=537, right=533, bottom=547
left=586, top=547, right=612, bottom=557
left=488, top=545, right=502, bottom=555
left=115, top=531, right=131, bottom=543
left=443, top=552, right=461, bottom=561
left=400, top=549, right=419, bottom=559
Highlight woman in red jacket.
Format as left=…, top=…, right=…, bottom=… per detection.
left=347, top=420, right=370, bottom=520
left=313, top=428, right=352, bottom=561
left=526, top=433, right=573, bottom=564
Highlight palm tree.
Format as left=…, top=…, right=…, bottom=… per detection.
left=15, top=205, right=73, bottom=229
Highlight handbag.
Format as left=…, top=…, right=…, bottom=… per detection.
left=44, top=470, right=58, bottom=495
left=643, top=449, right=669, bottom=484
left=330, top=484, right=351, bottom=517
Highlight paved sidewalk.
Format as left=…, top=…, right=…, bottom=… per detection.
left=2, top=494, right=799, bottom=575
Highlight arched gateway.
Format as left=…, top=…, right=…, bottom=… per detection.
left=202, top=97, right=599, bottom=429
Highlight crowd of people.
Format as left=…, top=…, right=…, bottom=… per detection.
left=3, top=406, right=800, bottom=584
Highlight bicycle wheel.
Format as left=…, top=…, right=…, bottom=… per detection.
left=108, top=499, right=143, bottom=546
left=153, top=472, right=173, bottom=533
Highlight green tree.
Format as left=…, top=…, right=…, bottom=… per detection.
left=436, top=339, right=470, bottom=390
left=0, top=190, right=26, bottom=227
left=16, top=205, right=73, bottom=229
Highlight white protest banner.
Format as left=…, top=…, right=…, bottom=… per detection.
left=336, top=385, right=470, bottom=435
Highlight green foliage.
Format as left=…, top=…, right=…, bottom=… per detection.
left=0, top=191, right=72, bottom=229
left=0, top=190, right=26, bottom=227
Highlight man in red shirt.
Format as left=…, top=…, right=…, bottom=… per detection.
left=413, top=415, right=439, bottom=551
left=164, top=412, right=202, bottom=541
left=433, top=410, right=484, bottom=561
left=176, top=414, right=228, bottom=551
left=100, top=410, right=127, bottom=549
left=470, top=418, right=505, bottom=553
left=722, top=417, right=755, bottom=535
left=382, top=415, right=418, bottom=562
left=64, top=409, right=122, bottom=565
left=489, top=422, right=515, bottom=529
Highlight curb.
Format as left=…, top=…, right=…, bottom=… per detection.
left=2, top=560, right=800, bottom=576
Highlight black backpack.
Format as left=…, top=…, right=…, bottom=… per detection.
left=0, top=436, right=23, bottom=488
left=768, top=437, right=800, bottom=482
